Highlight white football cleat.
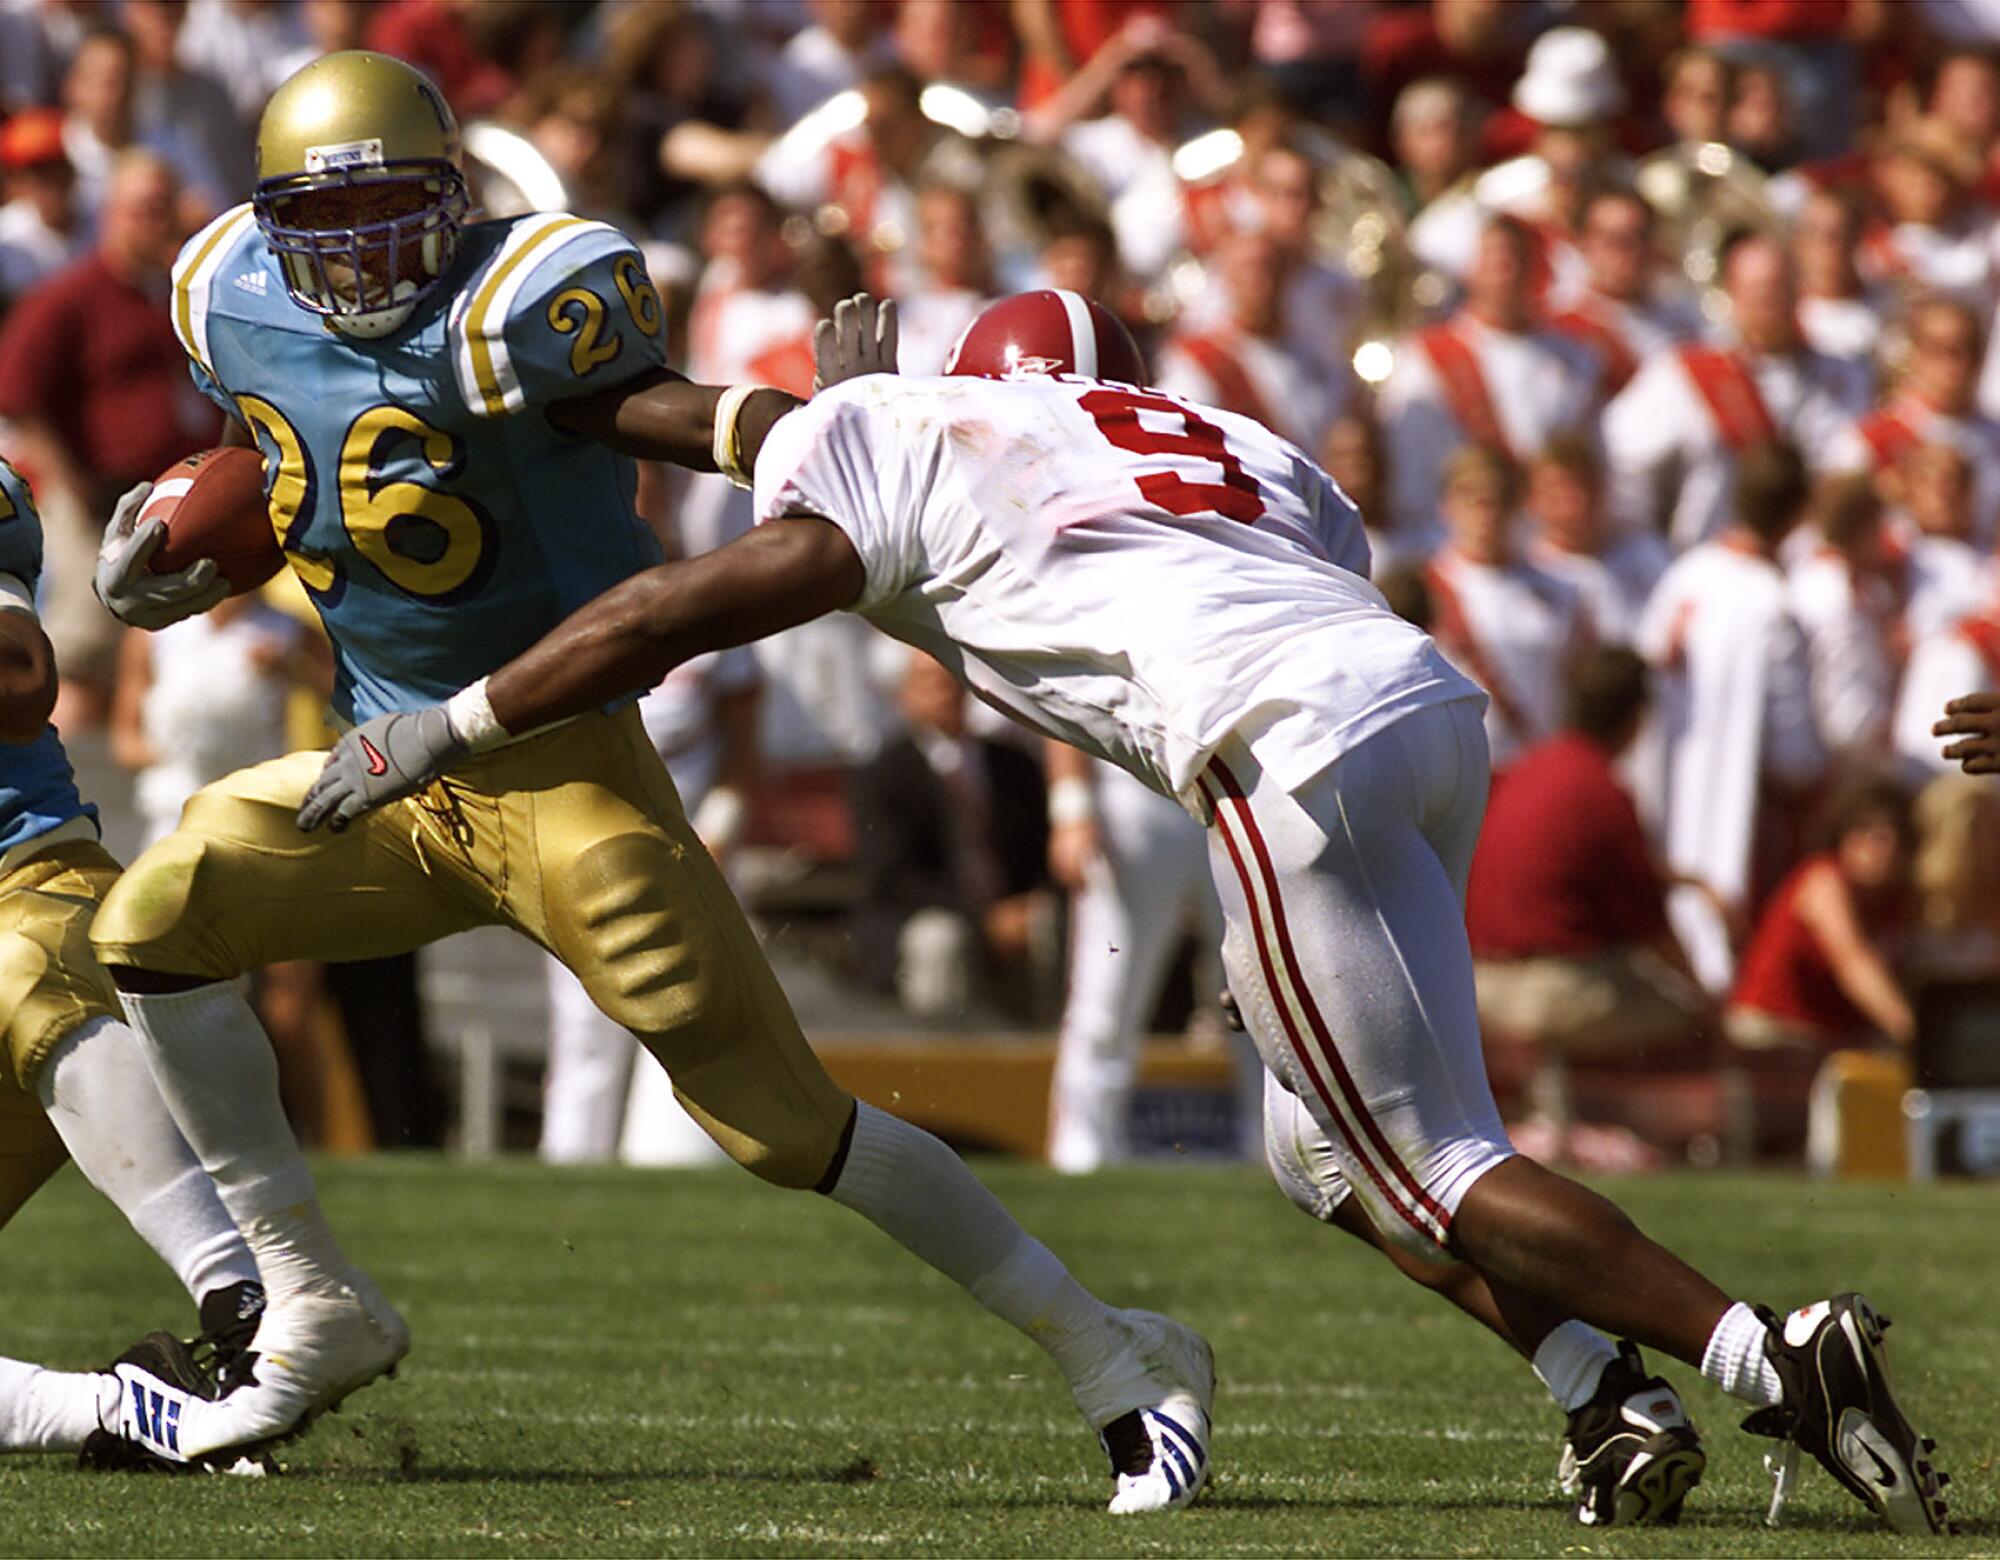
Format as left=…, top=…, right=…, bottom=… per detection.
left=1104, top=1397, right=1213, bottom=1514
left=170, top=1269, right=409, bottom=1460
left=1072, top=1309, right=1216, bottom=1514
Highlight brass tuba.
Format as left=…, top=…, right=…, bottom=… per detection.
left=1634, top=140, right=1779, bottom=295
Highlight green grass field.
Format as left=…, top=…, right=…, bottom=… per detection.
left=0, top=1157, right=1989, bottom=1557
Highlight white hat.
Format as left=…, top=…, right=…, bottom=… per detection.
left=1512, top=27, right=1624, bottom=128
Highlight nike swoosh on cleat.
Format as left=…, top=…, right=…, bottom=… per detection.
left=1855, top=1439, right=1899, bottom=1489
left=1839, top=1412, right=1908, bottom=1495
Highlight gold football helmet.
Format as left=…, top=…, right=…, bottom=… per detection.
left=253, top=51, right=468, bottom=339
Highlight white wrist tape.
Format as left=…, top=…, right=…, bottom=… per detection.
left=712, top=384, right=760, bottom=489
left=1047, top=776, right=1096, bottom=828
left=0, top=573, right=36, bottom=618
left=691, top=785, right=748, bottom=855
left=444, top=677, right=509, bottom=752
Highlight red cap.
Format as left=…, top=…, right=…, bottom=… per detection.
left=0, top=110, right=68, bottom=173
left=943, top=289, right=1146, bottom=384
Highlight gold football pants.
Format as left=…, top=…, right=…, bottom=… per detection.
left=0, top=836, right=126, bottom=1228
left=92, top=709, right=854, bottom=1188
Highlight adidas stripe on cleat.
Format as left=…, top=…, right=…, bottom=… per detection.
left=77, top=1332, right=209, bottom=1473
left=1558, top=1341, right=1705, bottom=1526
left=1071, top=1308, right=1216, bottom=1514
left=1744, top=1294, right=1950, bottom=1536
left=77, top=1320, right=280, bottom=1476
left=1102, top=1399, right=1212, bottom=1514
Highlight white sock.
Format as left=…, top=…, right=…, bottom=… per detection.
left=828, top=1102, right=1120, bottom=1385
left=1701, top=1301, right=1784, bottom=1408
left=1531, top=1321, right=1620, bottom=1411
left=0, top=1357, right=119, bottom=1452
left=119, top=984, right=348, bottom=1301
left=38, top=1018, right=258, bottom=1304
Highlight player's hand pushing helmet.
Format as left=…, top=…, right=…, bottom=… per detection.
left=813, top=294, right=900, bottom=391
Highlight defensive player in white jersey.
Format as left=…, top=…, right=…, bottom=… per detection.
left=300, top=291, right=1951, bottom=1536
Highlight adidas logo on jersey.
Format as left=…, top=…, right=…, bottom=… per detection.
left=233, top=271, right=269, bottom=296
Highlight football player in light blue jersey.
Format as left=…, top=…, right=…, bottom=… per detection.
left=172, top=178, right=668, bottom=724
left=90, top=52, right=1214, bottom=1512
left=0, top=458, right=268, bottom=1468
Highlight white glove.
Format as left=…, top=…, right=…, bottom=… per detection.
left=93, top=482, right=228, bottom=630
left=813, top=293, right=899, bottom=391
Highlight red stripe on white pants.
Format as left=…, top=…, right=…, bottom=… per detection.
left=1200, top=768, right=1450, bottom=1248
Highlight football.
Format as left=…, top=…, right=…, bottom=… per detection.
left=141, top=445, right=283, bottom=596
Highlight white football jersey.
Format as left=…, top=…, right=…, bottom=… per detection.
left=754, top=374, right=1477, bottom=800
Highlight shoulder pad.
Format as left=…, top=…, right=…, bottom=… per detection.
left=448, top=215, right=666, bottom=419
left=170, top=202, right=259, bottom=383
left=0, top=458, right=46, bottom=591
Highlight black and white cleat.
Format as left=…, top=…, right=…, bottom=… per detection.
left=1559, top=1340, right=1706, bottom=1526
left=1743, top=1294, right=1951, bottom=1536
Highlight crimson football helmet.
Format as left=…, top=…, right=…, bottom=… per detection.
left=943, top=289, right=1146, bottom=384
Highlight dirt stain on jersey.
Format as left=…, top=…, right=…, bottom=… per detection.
left=948, top=419, right=998, bottom=459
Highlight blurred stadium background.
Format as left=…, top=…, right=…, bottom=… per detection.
left=6, top=2, right=2000, bottom=1551
left=6, top=0, right=2000, bottom=1213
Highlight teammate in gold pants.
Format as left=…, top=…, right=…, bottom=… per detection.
left=0, top=456, right=259, bottom=1463
left=0, top=839, right=123, bottom=1222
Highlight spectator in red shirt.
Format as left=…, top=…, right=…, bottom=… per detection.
left=1467, top=646, right=1708, bottom=1060
left=0, top=149, right=217, bottom=721
left=1726, top=776, right=1917, bottom=1053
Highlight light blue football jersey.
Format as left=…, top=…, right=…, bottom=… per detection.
left=0, top=460, right=96, bottom=853
left=170, top=205, right=669, bottom=724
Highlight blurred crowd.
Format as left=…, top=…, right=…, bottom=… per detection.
left=5, top=0, right=2000, bottom=1166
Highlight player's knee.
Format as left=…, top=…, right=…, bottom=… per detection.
left=669, top=1080, right=851, bottom=1190
left=1261, top=1076, right=1349, bottom=1224
left=90, top=833, right=226, bottom=978
left=554, top=834, right=853, bottom=1187
left=736, top=1130, right=844, bottom=1191
left=1264, top=1132, right=1342, bottom=1225
left=600, top=980, right=850, bottom=1190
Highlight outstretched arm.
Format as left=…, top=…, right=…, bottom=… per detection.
left=295, top=518, right=864, bottom=833
left=294, top=293, right=902, bottom=833
left=483, top=517, right=864, bottom=734
left=548, top=368, right=802, bottom=476
left=543, top=291, right=895, bottom=474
